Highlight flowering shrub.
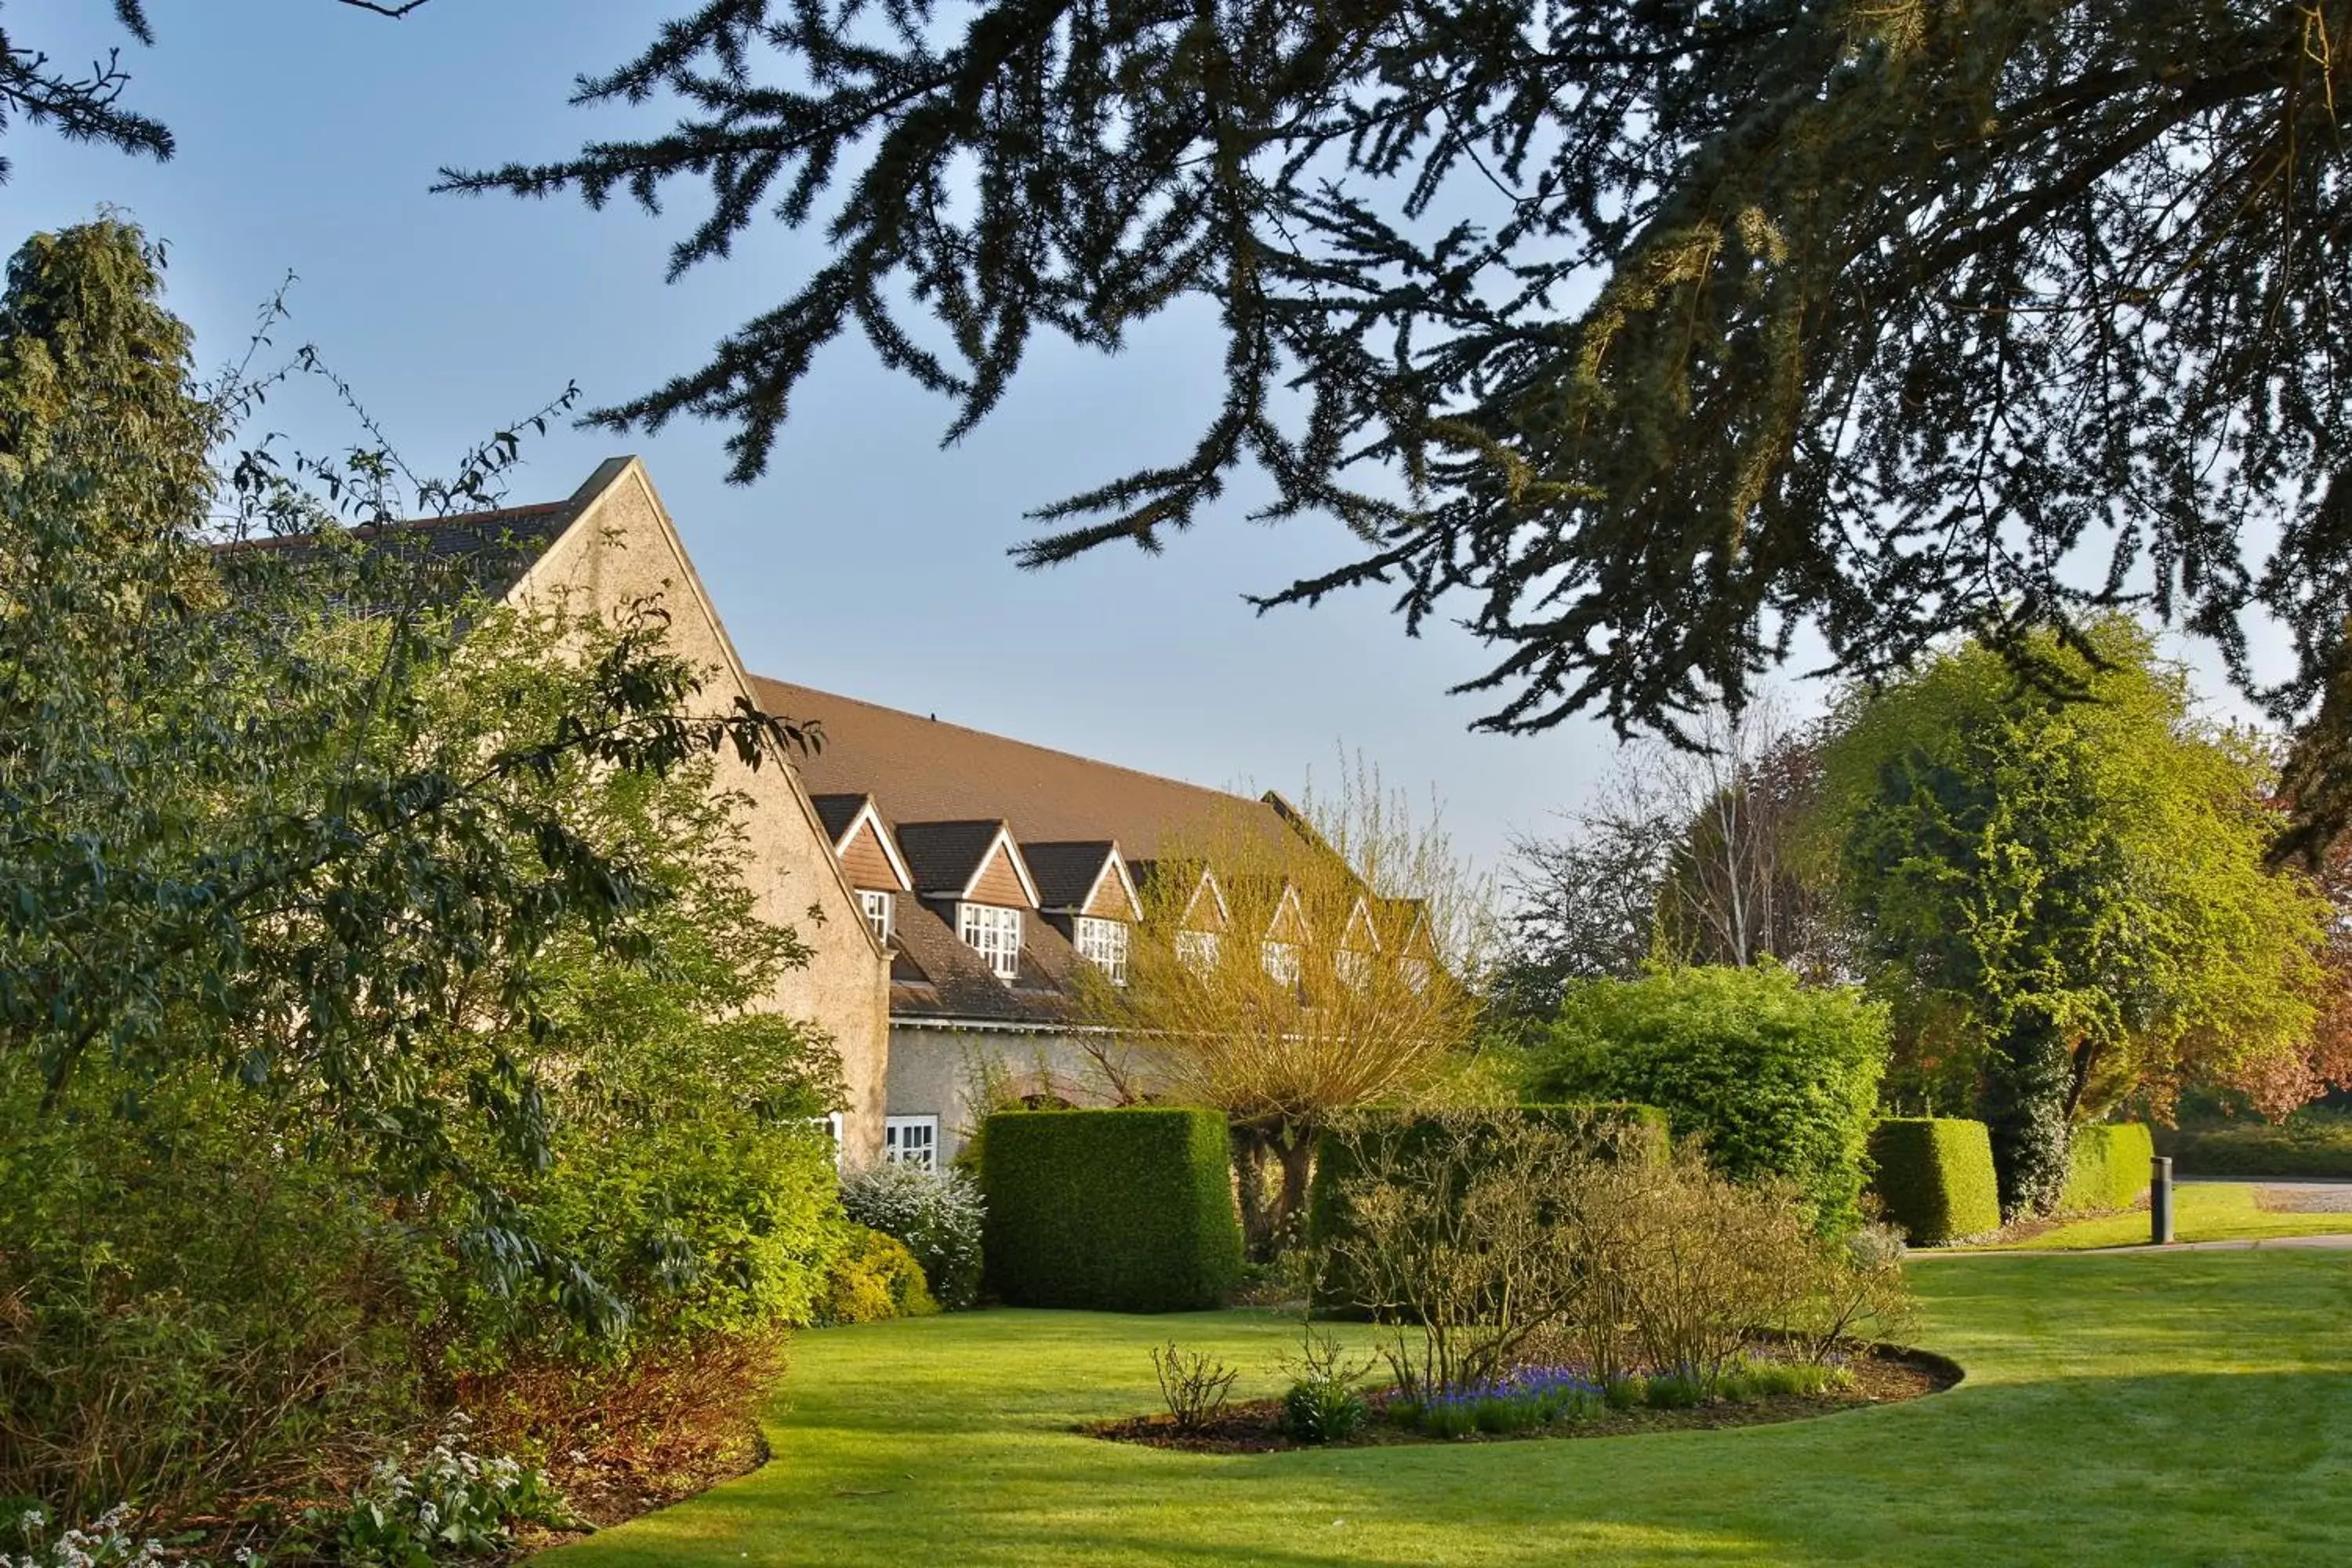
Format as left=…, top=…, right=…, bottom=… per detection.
left=0, top=1507, right=174, bottom=1568
left=314, top=1425, right=575, bottom=1566
left=838, top=1163, right=985, bottom=1308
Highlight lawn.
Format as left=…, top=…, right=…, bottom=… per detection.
left=541, top=1251, right=2352, bottom=1568
left=1986, top=1181, right=2352, bottom=1250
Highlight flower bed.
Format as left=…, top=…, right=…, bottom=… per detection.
left=1085, top=1345, right=1960, bottom=1454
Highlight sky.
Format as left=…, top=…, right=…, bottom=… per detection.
left=2, top=0, right=1669, bottom=877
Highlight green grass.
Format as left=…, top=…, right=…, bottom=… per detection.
left=541, top=1253, right=2352, bottom=1567
left=1986, top=1181, right=2352, bottom=1250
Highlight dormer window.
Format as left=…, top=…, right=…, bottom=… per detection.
left=1335, top=948, right=1371, bottom=993
left=959, top=902, right=1024, bottom=980
left=1177, top=929, right=1221, bottom=974
left=1262, top=939, right=1301, bottom=985
left=858, top=889, right=895, bottom=945
left=1073, top=916, right=1129, bottom=984
left=1400, top=956, right=1432, bottom=995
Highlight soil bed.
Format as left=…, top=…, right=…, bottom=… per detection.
left=1086, top=1347, right=1961, bottom=1454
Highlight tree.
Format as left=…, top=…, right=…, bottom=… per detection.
left=0, top=218, right=808, bottom=1320
left=1077, top=759, right=1494, bottom=1254
left=1494, top=696, right=1847, bottom=1037
left=1817, top=618, right=2329, bottom=1216
left=433, top=4, right=2352, bottom=851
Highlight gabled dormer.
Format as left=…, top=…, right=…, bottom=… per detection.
left=1024, top=840, right=1142, bottom=983
left=812, top=793, right=913, bottom=946
left=1133, top=859, right=1231, bottom=973
left=1258, top=880, right=1311, bottom=985
left=1379, top=896, right=1439, bottom=994
left=894, top=819, right=1040, bottom=982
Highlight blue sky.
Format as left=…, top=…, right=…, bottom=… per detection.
left=4, top=0, right=1657, bottom=873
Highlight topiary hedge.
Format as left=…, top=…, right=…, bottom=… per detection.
left=2060, top=1123, right=2154, bottom=1213
left=1867, top=1118, right=2001, bottom=1245
left=978, top=1108, right=1242, bottom=1312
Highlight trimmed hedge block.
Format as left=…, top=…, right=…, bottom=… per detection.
left=979, top=1108, right=1242, bottom=1312
left=2060, top=1123, right=2154, bottom=1214
left=1867, top=1119, right=2001, bottom=1245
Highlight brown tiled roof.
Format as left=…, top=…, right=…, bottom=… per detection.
left=893, top=820, right=1015, bottom=899
left=887, top=895, right=1080, bottom=1024
left=808, top=793, right=868, bottom=844
left=1022, top=841, right=1116, bottom=912
left=210, top=500, right=583, bottom=604
left=750, top=677, right=1295, bottom=858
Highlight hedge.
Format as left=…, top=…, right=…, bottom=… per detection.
left=1867, top=1119, right=2001, bottom=1245
left=2160, top=1116, right=2352, bottom=1178
left=978, top=1108, right=1242, bottom=1312
left=2059, top=1123, right=2154, bottom=1213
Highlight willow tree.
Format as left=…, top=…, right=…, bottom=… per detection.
left=1080, top=764, right=1493, bottom=1254
left=423, top=4, right=2352, bottom=852
left=1817, top=619, right=2328, bottom=1215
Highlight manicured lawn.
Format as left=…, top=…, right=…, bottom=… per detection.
left=1986, top=1181, right=2352, bottom=1250
left=541, top=1252, right=2352, bottom=1567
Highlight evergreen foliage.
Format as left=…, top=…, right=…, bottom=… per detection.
left=1525, top=964, right=1889, bottom=1229
left=431, top=2, right=2352, bottom=846
left=978, top=1109, right=1242, bottom=1312
left=1818, top=619, right=2328, bottom=1216
left=1866, top=1118, right=2001, bottom=1247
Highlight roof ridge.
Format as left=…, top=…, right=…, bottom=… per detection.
left=753, top=677, right=1265, bottom=809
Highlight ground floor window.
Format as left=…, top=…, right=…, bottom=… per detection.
left=884, top=1115, right=940, bottom=1169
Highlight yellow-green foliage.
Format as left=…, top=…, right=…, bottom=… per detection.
left=815, top=1226, right=939, bottom=1325
left=1867, top=1119, right=2001, bottom=1244
left=980, top=1109, right=1242, bottom=1312
left=2060, top=1124, right=2154, bottom=1214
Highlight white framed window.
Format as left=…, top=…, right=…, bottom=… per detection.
left=1073, top=916, right=1129, bottom=983
left=1335, top=948, right=1371, bottom=993
left=1400, top=956, right=1432, bottom=996
left=958, top=902, right=1024, bottom=980
left=1176, top=929, right=1221, bottom=974
left=1262, top=939, right=1301, bottom=985
left=858, top=888, right=895, bottom=945
left=884, top=1115, right=938, bottom=1170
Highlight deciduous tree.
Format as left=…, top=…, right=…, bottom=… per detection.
left=1817, top=619, right=2328, bottom=1214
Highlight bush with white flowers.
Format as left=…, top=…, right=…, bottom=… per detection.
left=838, top=1162, right=986, bottom=1308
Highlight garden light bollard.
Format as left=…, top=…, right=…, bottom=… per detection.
left=2151, top=1156, right=2174, bottom=1246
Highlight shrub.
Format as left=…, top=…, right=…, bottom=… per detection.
left=1316, top=1114, right=1916, bottom=1403
left=1149, top=1344, right=1240, bottom=1432
left=979, top=1109, right=1243, bottom=1312
left=1867, top=1118, right=2002, bottom=1244
left=2060, top=1123, right=2155, bottom=1213
left=1526, top=963, right=1891, bottom=1228
left=1276, top=1329, right=1374, bottom=1444
left=1305, top=1104, right=1664, bottom=1317
left=2161, top=1112, right=2352, bottom=1177
left=838, top=1161, right=987, bottom=1308
left=814, top=1226, right=939, bottom=1325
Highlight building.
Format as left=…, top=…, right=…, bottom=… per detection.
left=247, top=458, right=898, bottom=1161
left=750, top=677, right=1334, bottom=1169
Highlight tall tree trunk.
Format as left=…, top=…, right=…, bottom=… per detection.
left=1269, top=1122, right=1318, bottom=1254
left=1230, top=1121, right=1279, bottom=1261
left=1980, top=1007, right=2074, bottom=1218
